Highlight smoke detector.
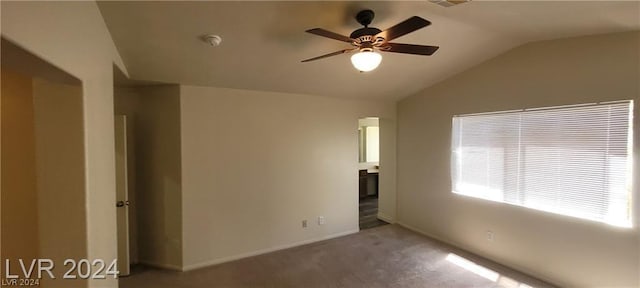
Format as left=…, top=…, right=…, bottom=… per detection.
left=203, top=34, right=222, bottom=47
left=430, top=0, right=471, bottom=7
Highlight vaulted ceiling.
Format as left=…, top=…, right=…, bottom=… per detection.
left=98, top=1, right=640, bottom=100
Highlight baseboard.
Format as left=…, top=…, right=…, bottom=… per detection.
left=138, top=259, right=182, bottom=271
left=182, top=229, right=360, bottom=271
left=396, top=221, right=558, bottom=287
left=396, top=221, right=450, bottom=244
left=377, top=212, right=395, bottom=224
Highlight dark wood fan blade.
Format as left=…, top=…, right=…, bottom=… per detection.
left=301, top=48, right=356, bottom=62
left=382, top=43, right=439, bottom=56
left=375, top=16, right=431, bottom=41
left=306, top=28, right=354, bottom=43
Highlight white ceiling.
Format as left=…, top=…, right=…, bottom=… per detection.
left=98, top=1, right=640, bottom=100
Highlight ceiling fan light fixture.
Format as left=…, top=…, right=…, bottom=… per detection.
left=350, top=50, right=382, bottom=72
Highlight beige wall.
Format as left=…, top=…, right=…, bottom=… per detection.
left=397, top=31, right=640, bottom=287
left=119, top=85, right=183, bottom=269
left=378, top=117, right=397, bottom=223
left=2, top=2, right=127, bottom=287
left=33, top=77, right=86, bottom=287
left=1, top=70, right=39, bottom=273
left=180, top=85, right=396, bottom=269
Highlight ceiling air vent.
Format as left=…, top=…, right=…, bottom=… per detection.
left=430, top=0, right=471, bottom=7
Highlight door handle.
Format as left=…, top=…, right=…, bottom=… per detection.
left=116, top=200, right=129, bottom=207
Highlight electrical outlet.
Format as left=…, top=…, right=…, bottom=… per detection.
left=302, top=220, right=307, bottom=228
left=318, top=216, right=325, bottom=225
left=486, top=231, right=494, bottom=242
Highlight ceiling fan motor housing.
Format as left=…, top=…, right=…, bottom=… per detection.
left=350, top=27, right=382, bottom=40
left=351, top=10, right=384, bottom=47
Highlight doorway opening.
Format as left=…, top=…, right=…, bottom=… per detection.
left=113, top=66, right=140, bottom=277
left=358, top=117, right=388, bottom=230
left=1, top=38, right=87, bottom=287
left=113, top=69, right=183, bottom=278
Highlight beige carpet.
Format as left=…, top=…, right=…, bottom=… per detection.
left=120, top=225, right=554, bottom=288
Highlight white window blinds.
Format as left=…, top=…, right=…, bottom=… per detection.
left=451, top=101, right=633, bottom=227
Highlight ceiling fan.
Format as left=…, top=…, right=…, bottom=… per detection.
left=302, top=9, right=439, bottom=72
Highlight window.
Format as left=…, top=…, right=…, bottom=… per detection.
left=358, top=117, right=380, bottom=163
left=365, top=126, right=380, bottom=163
left=451, top=101, right=633, bottom=227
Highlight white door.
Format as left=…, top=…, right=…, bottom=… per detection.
left=115, top=115, right=130, bottom=276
